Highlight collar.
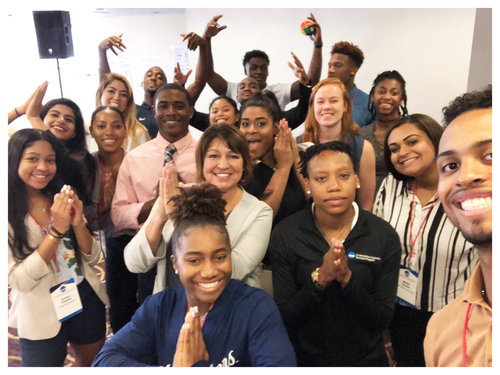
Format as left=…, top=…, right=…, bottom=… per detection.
left=307, top=201, right=360, bottom=242
left=348, top=84, right=359, bottom=98
left=153, top=131, right=195, bottom=153
left=462, top=264, right=491, bottom=311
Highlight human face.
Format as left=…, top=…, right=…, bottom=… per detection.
left=143, top=66, right=166, bottom=94
left=328, top=53, right=357, bottom=86
left=18, top=140, right=57, bottom=193
left=90, top=109, right=126, bottom=154
left=313, top=84, right=346, bottom=130
left=436, top=108, right=492, bottom=246
left=237, top=77, right=260, bottom=103
left=154, top=89, right=193, bottom=143
left=305, top=150, right=359, bottom=217
left=172, top=225, right=231, bottom=311
left=371, top=79, right=403, bottom=118
left=244, top=57, right=269, bottom=89
left=203, top=138, right=243, bottom=194
left=209, top=98, right=239, bottom=126
left=239, top=106, right=276, bottom=161
left=100, top=79, right=129, bottom=113
left=43, top=104, right=76, bottom=141
left=388, top=123, right=436, bottom=179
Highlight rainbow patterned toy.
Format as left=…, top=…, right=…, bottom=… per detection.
left=300, top=20, right=314, bottom=36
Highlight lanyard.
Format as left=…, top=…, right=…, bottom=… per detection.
left=408, top=184, right=438, bottom=259
left=350, top=88, right=359, bottom=103
left=462, top=303, right=472, bottom=367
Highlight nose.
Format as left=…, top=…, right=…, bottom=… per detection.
left=456, top=157, right=486, bottom=187
left=200, top=260, right=218, bottom=279
left=399, top=144, right=410, bottom=156
left=36, top=160, right=49, bottom=171
left=218, top=156, right=229, bottom=169
left=327, top=177, right=340, bottom=191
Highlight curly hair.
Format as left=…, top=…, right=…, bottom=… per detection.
left=368, top=70, right=408, bottom=117
left=170, top=183, right=230, bottom=255
left=242, top=50, right=270, bottom=67
left=331, top=41, right=364, bottom=68
left=442, top=84, right=492, bottom=126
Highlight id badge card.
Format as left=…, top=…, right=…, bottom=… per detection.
left=396, top=268, right=418, bottom=308
left=50, top=278, right=83, bottom=322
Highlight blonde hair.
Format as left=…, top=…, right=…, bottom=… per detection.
left=302, top=77, right=359, bottom=144
left=96, top=73, right=150, bottom=150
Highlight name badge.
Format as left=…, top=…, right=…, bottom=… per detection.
left=50, top=278, right=83, bottom=322
left=396, top=268, right=418, bottom=308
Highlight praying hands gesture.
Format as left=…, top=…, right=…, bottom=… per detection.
left=318, top=239, right=352, bottom=288
left=173, top=306, right=209, bottom=367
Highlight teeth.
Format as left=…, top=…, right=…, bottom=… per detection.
left=199, top=281, right=218, bottom=288
left=461, top=197, right=492, bottom=211
left=216, top=174, right=230, bottom=177
left=402, top=157, right=417, bottom=164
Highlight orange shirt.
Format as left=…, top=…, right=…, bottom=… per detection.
left=424, top=264, right=492, bottom=367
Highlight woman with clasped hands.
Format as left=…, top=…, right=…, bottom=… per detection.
left=92, top=184, right=295, bottom=366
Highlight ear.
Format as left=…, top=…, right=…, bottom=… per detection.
left=189, top=105, right=195, bottom=121
left=235, top=113, right=241, bottom=122
left=354, top=174, right=360, bottom=189
left=170, top=255, right=178, bottom=274
left=244, top=64, right=250, bottom=77
left=89, top=125, right=95, bottom=139
left=304, top=178, right=311, bottom=195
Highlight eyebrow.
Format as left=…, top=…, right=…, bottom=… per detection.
left=388, top=133, right=420, bottom=146
left=437, top=139, right=492, bottom=159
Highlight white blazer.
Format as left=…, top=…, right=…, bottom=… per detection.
left=8, top=216, right=109, bottom=340
left=124, top=189, right=273, bottom=294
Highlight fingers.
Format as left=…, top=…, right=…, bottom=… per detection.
left=291, top=52, right=304, bottom=69
left=212, top=14, right=223, bottom=22
left=184, top=69, right=193, bottom=79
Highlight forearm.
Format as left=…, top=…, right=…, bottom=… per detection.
left=137, top=198, right=157, bottom=225
left=259, top=166, right=291, bottom=217
left=98, top=48, right=111, bottom=82
left=308, top=45, right=322, bottom=86
left=73, top=222, right=94, bottom=255
left=205, top=38, right=227, bottom=95
left=8, top=108, right=22, bottom=125
left=145, top=216, right=168, bottom=255
left=187, top=40, right=208, bottom=104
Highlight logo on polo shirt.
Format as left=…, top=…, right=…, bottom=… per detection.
left=347, top=251, right=381, bottom=263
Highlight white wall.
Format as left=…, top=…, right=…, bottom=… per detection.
left=6, top=7, right=479, bottom=133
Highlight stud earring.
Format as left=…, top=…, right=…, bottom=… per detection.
left=174, top=269, right=178, bottom=275
left=307, top=190, right=311, bottom=195
left=356, top=185, right=361, bottom=189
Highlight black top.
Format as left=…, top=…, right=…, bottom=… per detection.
left=269, top=201, right=401, bottom=366
left=136, top=102, right=157, bottom=138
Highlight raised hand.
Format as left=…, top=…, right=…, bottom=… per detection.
left=173, top=62, right=193, bottom=87
left=273, top=119, right=294, bottom=170
left=203, top=14, right=227, bottom=39
left=180, top=32, right=206, bottom=51
left=157, top=163, right=181, bottom=222
left=330, top=239, right=352, bottom=287
left=50, top=185, right=74, bottom=235
left=26, top=81, right=48, bottom=121
left=98, top=33, right=127, bottom=55
left=288, top=52, right=310, bottom=86
left=173, top=306, right=209, bottom=367
left=307, top=13, right=322, bottom=46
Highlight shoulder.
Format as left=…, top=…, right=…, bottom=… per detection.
left=239, top=190, right=272, bottom=213
left=223, top=279, right=275, bottom=309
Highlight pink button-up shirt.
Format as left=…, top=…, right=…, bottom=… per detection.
left=111, top=132, right=197, bottom=232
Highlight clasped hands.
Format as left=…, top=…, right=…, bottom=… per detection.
left=318, top=238, right=352, bottom=289
left=173, top=306, right=209, bottom=367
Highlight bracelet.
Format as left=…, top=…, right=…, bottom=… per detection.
left=49, top=225, right=64, bottom=237
left=47, top=233, right=62, bottom=242
left=15, top=107, right=20, bottom=116
left=314, top=43, right=323, bottom=48
left=48, top=229, right=64, bottom=239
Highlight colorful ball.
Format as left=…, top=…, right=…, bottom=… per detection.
left=300, top=20, right=313, bottom=36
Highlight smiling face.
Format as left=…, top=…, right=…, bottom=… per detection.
left=154, top=88, right=194, bottom=143
left=237, top=77, right=260, bottom=103
left=18, top=140, right=56, bottom=193
left=43, top=104, right=76, bottom=141
left=436, top=108, right=492, bottom=246
left=239, top=106, right=276, bottom=161
left=90, top=108, right=126, bottom=154
left=209, top=98, right=239, bottom=126
left=370, top=78, right=403, bottom=118
left=100, top=79, right=129, bottom=113
left=305, top=150, right=359, bottom=217
left=388, top=123, right=437, bottom=179
left=203, top=138, right=243, bottom=194
left=327, top=53, right=357, bottom=86
left=313, top=83, right=346, bottom=130
left=172, top=225, right=231, bottom=311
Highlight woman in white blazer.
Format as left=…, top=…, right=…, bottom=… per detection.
left=124, top=124, right=273, bottom=294
left=8, top=129, right=109, bottom=367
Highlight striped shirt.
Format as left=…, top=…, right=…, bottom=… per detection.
left=373, top=174, right=478, bottom=312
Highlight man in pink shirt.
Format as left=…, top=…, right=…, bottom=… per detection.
left=106, top=83, right=197, bottom=333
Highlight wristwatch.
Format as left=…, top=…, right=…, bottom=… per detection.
left=311, top=267, right=325, bottom=290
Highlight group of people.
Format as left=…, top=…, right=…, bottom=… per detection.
left=8, top=13, right=492, bottom=368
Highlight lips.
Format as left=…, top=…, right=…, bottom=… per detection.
left=325, top=196, right=346, bottom=205
left=197, top=279, right=223, bottom=292
left=399, top=156, right=418, bottom=165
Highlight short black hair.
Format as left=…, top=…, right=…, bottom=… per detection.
left=154, top=82, right=193, bottom=106
left=300, top=141, right=358, bottom=178
left=243, top=50, right=270, bottom=67
left=331, top=41, right=364, bottom=68
left=239, top=92, right=282, bottom=124
left=442, top=84, right=492, bottom=126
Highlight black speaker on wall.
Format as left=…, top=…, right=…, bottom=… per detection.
left=33, top=10, right=74, bottom=59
